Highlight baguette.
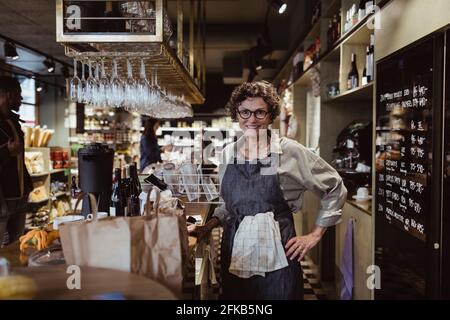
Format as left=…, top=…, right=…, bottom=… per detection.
left=33, top=126, right=41, bottom=147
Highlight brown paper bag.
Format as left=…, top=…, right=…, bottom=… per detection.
left=144, top=190, right=189, bottom=277
left=60, top=189, right=188, bottom=298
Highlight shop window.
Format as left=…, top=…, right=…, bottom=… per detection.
left=18, top=77, right=37, bottom=125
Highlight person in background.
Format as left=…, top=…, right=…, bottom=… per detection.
left=140, top=117, right=172, bottom=172
left=0, top=76, right=32, bottom=246
left=190, top=81, right=347, bottom=300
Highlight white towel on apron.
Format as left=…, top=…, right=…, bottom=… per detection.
left=229, top=212, right=289, bottom=278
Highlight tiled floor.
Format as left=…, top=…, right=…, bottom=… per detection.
left=301, top=259, right=329, bottom=300
left=183, top=228, right=330, bottom=300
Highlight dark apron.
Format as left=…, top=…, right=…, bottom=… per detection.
left=220, top=155, right=303, bottom=300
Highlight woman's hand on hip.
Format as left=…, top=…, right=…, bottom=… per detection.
left=285, top=226, right=327, bottom=262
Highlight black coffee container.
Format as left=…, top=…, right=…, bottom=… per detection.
left=78, top=143, right=114, bottom=214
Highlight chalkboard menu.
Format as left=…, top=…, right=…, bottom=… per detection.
left=375, top=38, right=434, bottom=243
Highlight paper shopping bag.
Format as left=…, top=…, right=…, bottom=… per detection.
left=60, top=189, right=188, bottom=297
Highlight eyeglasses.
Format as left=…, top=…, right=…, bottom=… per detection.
left=237, top=109, right=269, bottom=120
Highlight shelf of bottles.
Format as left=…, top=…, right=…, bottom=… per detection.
left=56, top=0, right=205, bottom=105
left=279, top=0, right=379, bottom=94
left=110, top=163, right=142, bottom=217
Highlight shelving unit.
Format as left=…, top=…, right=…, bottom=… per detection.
left=271, top=0, right=389, bottom=288
left=25, top=147, right=72, bottom=230
left=68, top=105, right=142, bottom=171
left=324, top=82, right=374, bottom=103
left=273, top=0, right=385, bottom=164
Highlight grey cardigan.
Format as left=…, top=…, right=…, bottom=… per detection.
left=212, top=134, right=348, bottom=228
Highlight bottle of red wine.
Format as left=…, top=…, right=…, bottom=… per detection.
left=327, top=20, right=334, bottom=48
left=71, top=176, right=79, bottom=198
left=110, top=168, right=124, bottom=217
left=132, top=162, right=142, bottom=195
left=127, top=163, right=141, bottom=216
left=122, top=166, right=130, bottom=216
left=347, top=53, right=359, bottom=90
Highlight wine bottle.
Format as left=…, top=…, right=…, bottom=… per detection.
left=122, top=166, right=130, bottom=216
left=362, top=46, right=370, bottom=86
left=347, top=53, right=359, bottom=90
left=368, top=34, right=375, bottom=82
left=332, top=15, right=338, bottom=43
left=327, top=20, right=334, bottom=48
left=132, top=162, right=142, bottom=195
left=71, top=176, right=79, bottom=198
left=110, top=168, right=124, bottom=217
left=362, top=67, right=368, bottom=86
left=127, top=164, right=141, bottom=216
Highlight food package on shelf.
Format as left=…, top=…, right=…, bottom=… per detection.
left=24, top=151, right=44, bottom=174
left=28, top=183, right=48, bottom=203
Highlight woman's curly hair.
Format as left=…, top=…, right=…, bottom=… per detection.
left=225, top=81, right=281, bottom=123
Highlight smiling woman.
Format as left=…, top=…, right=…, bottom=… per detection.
left=189, top=81, right=348, bottom=300
left=225, top=81, right=281, bottom=124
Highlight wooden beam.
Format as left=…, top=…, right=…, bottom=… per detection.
left=177, top=0, right=183, bottom=61
left=189, top=0, right=195, bottom=77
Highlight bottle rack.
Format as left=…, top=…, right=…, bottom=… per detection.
left=56, top=0, right=205, bottom=105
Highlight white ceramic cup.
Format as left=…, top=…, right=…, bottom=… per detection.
left=53, top=215, right=85, bottom=230
left=86, top=212, right=108, bottom=221
left=356, top=187, right=369, bottom=199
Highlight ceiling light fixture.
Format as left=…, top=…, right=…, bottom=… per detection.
left=36, top=84, right=43, bottom=93
left=4, top=42, right=19, bottom=60
left=43, top=59, right=55, bottom=73
left=270, top=0, right=288, bottom=14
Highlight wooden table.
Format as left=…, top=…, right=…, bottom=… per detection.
left=12, top=265, right=177, bottom=300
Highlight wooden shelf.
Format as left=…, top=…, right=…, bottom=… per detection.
left=30, top=169, right=67, bottom=178
left=275, top=9, right=378, bottom=86
left=324, top=82, right=374, bottom=103
left=51, top=169, right=67, bottom=175
left=29, top=198, right=50, bottom=204
left=30, top=172, right=50, bottom=178
left=342, top=17, right=373, bottom=46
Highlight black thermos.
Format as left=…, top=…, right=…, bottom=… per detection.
left=78, top=143, right=114, bottom=215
